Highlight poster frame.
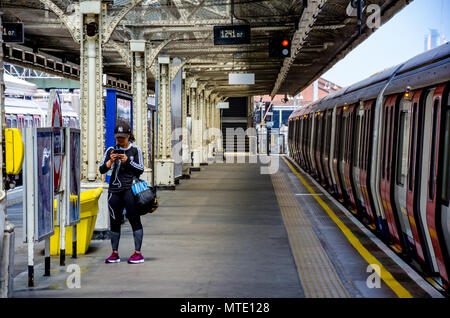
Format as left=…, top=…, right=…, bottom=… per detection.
left=66, top=128, right=81, bottom=226
left=35, top=128, right=55, bottom=242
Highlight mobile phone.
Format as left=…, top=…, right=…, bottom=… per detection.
left=114, top=149, right=125, bottom=155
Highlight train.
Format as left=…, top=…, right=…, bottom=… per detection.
left=4, top=73, right=80, bottom=129
left=3, top=74, right=80, bottom=187
left=288, top=42, right=450, bottom=291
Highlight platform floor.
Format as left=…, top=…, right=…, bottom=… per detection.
left=12, top=156, right=444, bottom=298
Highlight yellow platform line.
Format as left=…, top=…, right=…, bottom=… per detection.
left=282, top=157, right=413, bottom=298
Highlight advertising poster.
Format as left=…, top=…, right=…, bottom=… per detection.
left=36, top=129, right=54, bottom=241
left=68, top=129, right=81, bottom=225
left=116, top=97, right=131, bottom=125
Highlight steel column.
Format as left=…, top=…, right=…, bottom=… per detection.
left=155, top=58, right=175, bottom=187
left=130, top=40, right=151, bottom=183
left=181, top=72, right=190, bottom=176
left=79, top=2, right=109, bottom=234
left=190, top=84, right=201, bottom=168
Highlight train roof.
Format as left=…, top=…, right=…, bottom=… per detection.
left=289, top=42, right=450, bottom=119
left=4, top=74, right=37, bottom=97
left=5, top=97, right=46, bottom=115
left=5, top=97, right=79, bottom=117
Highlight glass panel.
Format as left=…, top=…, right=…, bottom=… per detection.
left=429, top=99, right=440, bottom=200
left=442, top=102, right=450, bottom=203
left=340, top=116, right=347, bottom=161
left=409, top=102, right=418, bottom=191
left=382, top=109, right=388, bottom=179
left=386, top=106, right=394, bottom=180
left=397, top=107, right=411, bottom=186
left=353, top=114, right=361, bottom=167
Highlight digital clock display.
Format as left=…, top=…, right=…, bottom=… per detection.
left=2, top=23, right=24, bottom=43
left=214, top=25, right=251, bottom=45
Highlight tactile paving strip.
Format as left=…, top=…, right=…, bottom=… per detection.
left=271, top=172, right=350, bottom=298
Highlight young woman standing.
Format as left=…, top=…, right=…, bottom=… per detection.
left=99, top=121, right=145, bottom=264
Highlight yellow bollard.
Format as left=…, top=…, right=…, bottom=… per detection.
left=49, top=188, right=103, bottom=255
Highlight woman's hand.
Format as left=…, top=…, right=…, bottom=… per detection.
left=110, top=151, right=119, bottom=161
left=118, top=154, right=128, bottom=163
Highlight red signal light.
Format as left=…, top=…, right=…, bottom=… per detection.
left=282, top=40, right=289, bottom=47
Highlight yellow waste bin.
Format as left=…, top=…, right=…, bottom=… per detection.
left=50, top=188, right=103, bottom=255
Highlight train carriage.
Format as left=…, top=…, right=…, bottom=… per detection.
left=288, top=42, right=450, bottom=290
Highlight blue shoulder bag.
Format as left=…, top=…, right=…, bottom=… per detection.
left=131, top=177, right=158, bottom=215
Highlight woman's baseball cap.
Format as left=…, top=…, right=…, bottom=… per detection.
left=114, top=121, right=131, bottom=138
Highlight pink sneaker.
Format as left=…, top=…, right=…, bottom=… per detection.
left=105, top=251, right=120, bottom=263
left=128, top=252, right=144, bottom=264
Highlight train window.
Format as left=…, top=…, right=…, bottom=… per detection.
left=396, top=109, right=411, bottom=186
left=334, top=112, right=341, bottom=160
left=349, top=112, right=355, bottom=164
left=365, top=109, right=371, bottom=170
left=325, top=113, right=332, bottom=156
left=442, top=100, right=450, bottom=204
left=409, top=102, right=418, bottom=191
left=361, top=111, right=366, bottom=170
left=429, top=99, right=440, bottom=200
left=381, top=110, right=388, bottom=179
left=353, top=114, right=361, bottom=167
left=340, top=116, right=347, bottom=162
left=385, top=107, right=392, bottom=180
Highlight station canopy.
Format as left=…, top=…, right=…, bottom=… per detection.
left=0, top=0, right=408, bottom=97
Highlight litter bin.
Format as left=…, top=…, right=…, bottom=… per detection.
left=50, top=187, right=103, bottom=255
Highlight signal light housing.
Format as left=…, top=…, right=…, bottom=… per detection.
left=269, top=36, right=291, bottom=58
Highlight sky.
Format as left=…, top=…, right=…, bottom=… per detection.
left=322, top=0, right=450, bottom=88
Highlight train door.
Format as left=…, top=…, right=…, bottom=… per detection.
left=314, top=113, right=326, bottom=184
left=360, top=100, right=377, bottom=230
left=11, top=115, right=18, bottom=128
left=406, top=89, right=431, bottom=270
left=34, top=115, right=41, bottom=127
left=304, top=116, right=312, bottom=172
left=408, top=88, right=441, bottom=275
left=17, top=114, right=24, bottom=129
left=380, top=95, right=404, bottom=253
left=309, top=115, right=317, bottom=178
left=438, top=87, right=450, bottom=290
left=393, top=94, right=416, bottom=256
left=292, top=119, right=298, bottom=162
left=329, top=106, right=338, bottom=195
left=352, top=103, right=366, bottom=215
left=297, top=118, right=304, bottom=167
left=296, top=118, right=302, bottom=164
left=301, top=117, right=308, bottom=170
left=6, top=115, right=12, bottom=128
left=25, top=115, right=33, bottom=128
left=322, top=110, right=333, bottom=192
left=333, top=107, right=345, bottom=202
left=425, top=84, right=450, bottom=288
left=343, top=104, right=358, bottom=213
left=289, top=119, right=295, bottom=160
left=288, top=120, right=293, bottom=158
left=339, top=107, right=350, bottom=205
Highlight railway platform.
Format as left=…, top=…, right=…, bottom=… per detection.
left=11, top=156, right=444, bottom=298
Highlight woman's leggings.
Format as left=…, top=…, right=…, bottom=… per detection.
left=108, top=189, right=143, bottom=252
